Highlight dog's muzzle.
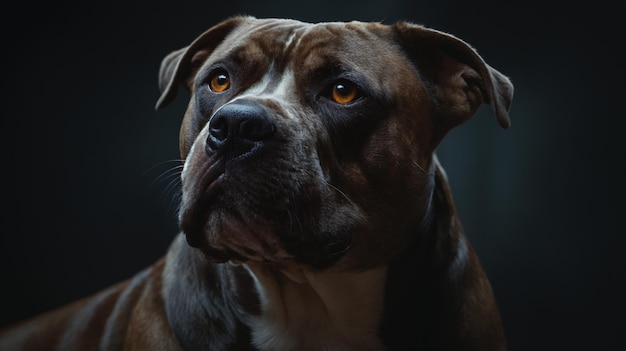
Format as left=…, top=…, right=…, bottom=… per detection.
left=179, top=96, right=356, bottom=268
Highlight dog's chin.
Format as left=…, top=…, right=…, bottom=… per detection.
left=180, top=211, right=353, bottom=270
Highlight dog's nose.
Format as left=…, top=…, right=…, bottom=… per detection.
left=206, top=101, right=276, bottom=154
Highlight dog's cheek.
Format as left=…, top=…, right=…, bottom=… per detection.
left=265, top=124, right=360, bottom=267
left=344, top=122, right=430, bottom=266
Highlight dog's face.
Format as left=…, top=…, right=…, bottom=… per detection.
left=157, top=17, right=512, bottom=271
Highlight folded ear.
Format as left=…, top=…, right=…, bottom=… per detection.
left=155, top=16, right=246, bottom=110
left=394, top=22, right=513, bottom=130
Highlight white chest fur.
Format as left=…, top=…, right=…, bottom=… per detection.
left=244, top=263, right=388, bottom=351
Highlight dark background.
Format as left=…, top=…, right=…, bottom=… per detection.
left=1, top=1, right=624, bottom=350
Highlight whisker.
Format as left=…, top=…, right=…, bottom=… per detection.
left=168, top=191, right=183, bottom=219
left=142, top=160, right=185, bottom=219
left=142, top=159, right=184, bottom=177
left=160, top=169, right=183, bottom=214
left=163, top=174, right=183, bottom=198
left=413, top=160, right=428, bottom=174
left=326, top=182, right=352, bottom=204
left=163, top=171, right=182, bottom=190
left=150, top=165, right=184, bottom=188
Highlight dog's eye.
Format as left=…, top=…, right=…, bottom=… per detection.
left=209, top=70, right=230, bottom=93
left=330, top=80, right=360, bottom=104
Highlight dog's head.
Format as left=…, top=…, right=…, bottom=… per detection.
left=156, top=17, right=512, bottom=271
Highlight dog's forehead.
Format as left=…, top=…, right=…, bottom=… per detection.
left=213, top=18, right=400, bottom=73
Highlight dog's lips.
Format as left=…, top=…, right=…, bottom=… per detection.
left=179, top=157, right=297, bottom=264
left=180, top=164, right=357, bottom=268
left=179, top=159, right=226, bottom=248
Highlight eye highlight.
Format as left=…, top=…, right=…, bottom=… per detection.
left=209, top=70, right=230, bottom=93
left=330, top=80, right=360, bottom=104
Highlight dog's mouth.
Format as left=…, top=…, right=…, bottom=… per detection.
left=178, top=149, right=357, bottom=269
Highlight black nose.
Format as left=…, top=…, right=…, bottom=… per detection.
left=206, top=101, right=276, bottom=155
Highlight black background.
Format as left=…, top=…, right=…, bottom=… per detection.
left=1, top=1, right=624, bottom=350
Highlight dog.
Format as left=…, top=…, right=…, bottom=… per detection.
left=0, top=16, right=513, bottom=351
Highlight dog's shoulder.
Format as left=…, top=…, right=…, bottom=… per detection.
left=0, top=261, right=168, bottom=351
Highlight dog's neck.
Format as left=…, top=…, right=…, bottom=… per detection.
left=244, top=262, right=388, bottom=351
left=163, top=235, right=388, bottom=351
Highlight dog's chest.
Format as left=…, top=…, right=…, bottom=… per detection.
left=249, top=305, right=385, bottom=351
left=244, top=264, right=388, bottom=351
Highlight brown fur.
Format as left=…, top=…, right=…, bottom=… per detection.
left=0, top=16, right=512, bottom=350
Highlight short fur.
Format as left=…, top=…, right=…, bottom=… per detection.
left=0, top=16, right=513, bottom=351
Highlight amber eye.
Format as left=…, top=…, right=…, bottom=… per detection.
left=330, top=80, right=359, bottom=104
left=209, top=70, right=230, bottom=92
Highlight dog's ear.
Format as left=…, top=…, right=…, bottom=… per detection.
left=394, top=22, right=513, bottom=130
left=155, top=17, right=245, bottom=110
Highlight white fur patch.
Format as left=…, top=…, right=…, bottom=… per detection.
left=244, top=263, right=388, bottom=351
left=228, top=68, right=296, bottom=112
left=283, top=31, right=299, bottom=52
